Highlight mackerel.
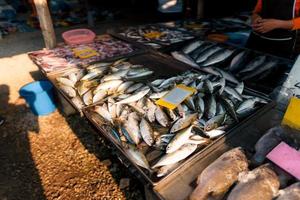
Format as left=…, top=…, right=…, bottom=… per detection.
left=152, top=144, right=198, bottom=168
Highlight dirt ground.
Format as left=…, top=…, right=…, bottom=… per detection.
left=0, top=23, right=146, bottom=200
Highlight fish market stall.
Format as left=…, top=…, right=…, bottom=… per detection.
left=153, top=107, right=300, bottom=200
left=167, top=39, right=294, bottom=94
left=109, top=24, right=195, bottom=50
left=80, top=52, right=273, bottom=188
left=28, top=22, right=298, bottom=200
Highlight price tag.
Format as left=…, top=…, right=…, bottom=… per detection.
left=156, top=84, right=196, bottom=110
left=144, top=31, right=164, bottom=39
left=73, top=47, right=99, bottom=59
left=282, top=97, right=300, bottom=130
left=267, top=142, right=300, bottom=180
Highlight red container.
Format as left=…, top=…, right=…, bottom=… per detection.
left=62, top=29, right=96, bottom=45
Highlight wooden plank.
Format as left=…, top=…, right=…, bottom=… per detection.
left=34, top=0, right=56, bottom=49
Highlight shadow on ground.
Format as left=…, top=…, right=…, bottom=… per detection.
left=62, top=114, right=146, bottom=200
left=0, top=84, right=46, bottom=200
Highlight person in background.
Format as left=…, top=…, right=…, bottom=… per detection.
left=246, top=0, right=300, bottom=58
left=157, top=0, right=184, bottom=21
left=0, top=116, right=4, bottom=126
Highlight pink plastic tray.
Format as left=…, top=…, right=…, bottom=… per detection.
left=62, top=29, right=96, bottom=45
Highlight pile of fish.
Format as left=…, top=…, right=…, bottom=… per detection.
left=189, top=126, right=300, bottom=200
left=29, top=35, right=135, bottom=73
left=118, top=24, right=194, bottom=49
left=83, top=65, right=267, bottom=178
left=55, top=59, right=154, bottom=110
left=172, top=40, right=289, bottom=82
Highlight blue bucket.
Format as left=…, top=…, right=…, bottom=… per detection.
left=19, top=81, right=56, bottom=116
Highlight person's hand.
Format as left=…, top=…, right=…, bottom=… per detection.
left=253, top=19, right=284, bottom=33
left=252, top=14, right=262, bottom=26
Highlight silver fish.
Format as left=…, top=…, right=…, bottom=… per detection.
left=158, top=77, right=179, bottom=89
left=117, top=81, right=134, bottom=93
left=117, top=87, right=150, bottom=104
left=235, top=82, right=244, bottom=94
left=241, top=61, right=277, bottom=81
left=81, top=71, right=103, bottom=81
left=167, top=125, right=201, bottom=153
left=102, top=69, right=129, bottom=82
left=59, top=85, right=77, bottom=98
left=94, top=80, right=123, bottom=93
left=202, top=67, right=239, bottom=84
left=88, top=66, right=109, bottom=74
left=155, top=106, right=170, bottom=127
left=190, top=43, right=215, bottom=60
left=182, top=40, right=204, bottom=54
left=216, top=103, right=225, bottom=115
left=56, top=77, right=75, bottom=88
left=156, top=162, right=181, bottom=177
left=170, top=113, right=198, bottom=133
left=107, top=97, right=117, bottom=119
left=112, top=61, right=132, bottom=70
left=149, top=91, right=169, bottom=99
left=204, top=94, right=217, bottom=119
left=151, top=79, right=165, bottom=86
left=165, top=108, right=179, bottom=121
left=204, top=79, right=214, bottom=93
left=140, top=118, right=154, bottom=146
left=126, top=68, right=151, bottom=76
left=205, top=129, right=226, bottom=139
left=113, top=58, right=128, bottom=66
left=171, top=51, right=199, bottom=67
left=146, top=99, right=157, bottom=123
left=236, top=98, right=258, bottom=116
left=229, top=51, right=252, bottom=73
left=196, top=46, right=223, bottom=64
left=196, top=95, right=205, bottom=118
left=126, top=83, right=144, bottom=93
left=219, top=95, right=238, bottom=122
left=82, top=90, right=93, bottom=105
left=94, top=104, right=113, bottom=124
left=124, top=112, right=141, bottom=144
left=224, top=86, right=243, bottom=101
left=204, top=114, right=225, bottom=131
left=116, top=103, right=123, bottom=118
left=126, top=71, right=154, bottom=81
left=200, top=49, right=234, bottom=67
left=68, top=73, right=78, bottom=83
left=87, top=62, right=111, bottom=70
left=117, top=94, right=131, bottom=100
left=125, top=145, right=150, bottom=170
left=185, top=97, right=196, bottom=111
left=152, top=144, right=198, bottom=168
left=92, top=89, right=107, bottom=103
left=238, top=55, right=267, bottom=74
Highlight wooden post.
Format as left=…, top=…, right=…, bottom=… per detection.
left=34, top=0, right=56, bottom=49
left=196, top=0, right=204, bottom=19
